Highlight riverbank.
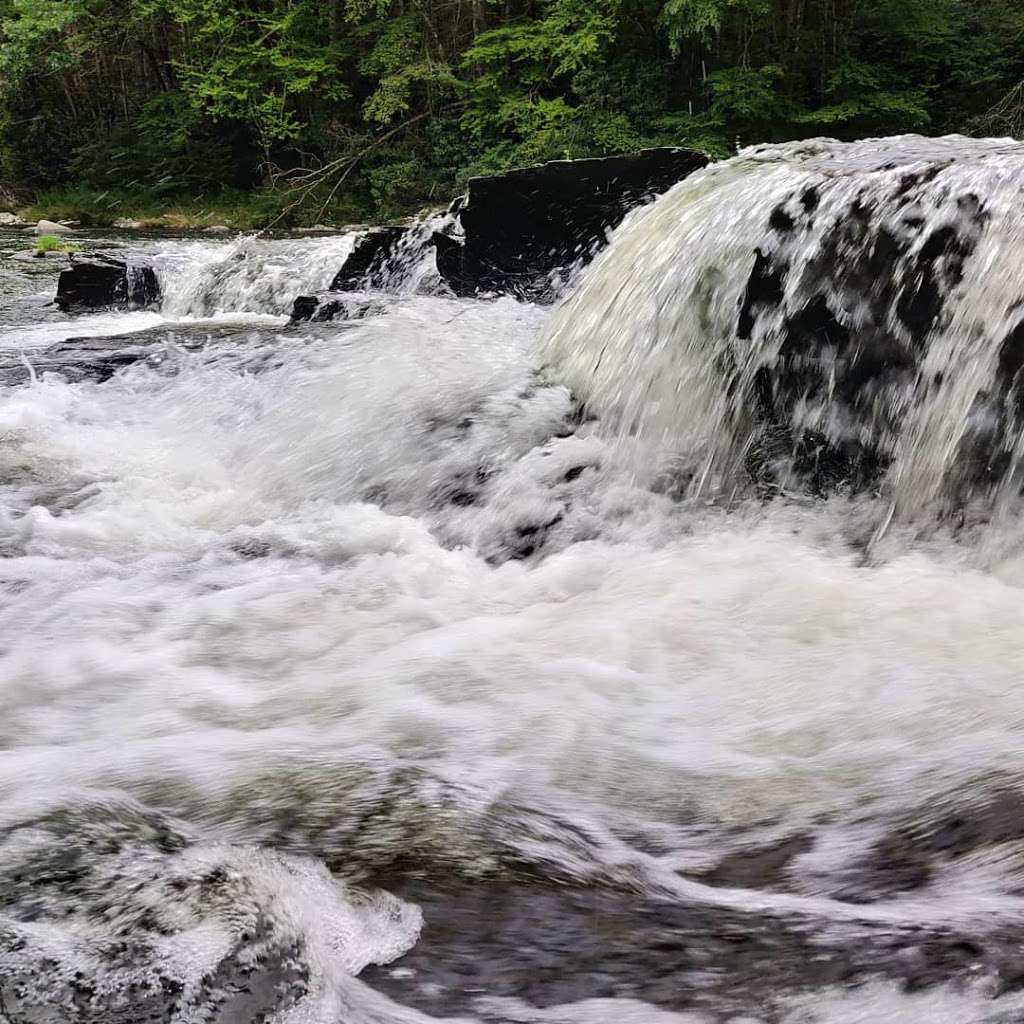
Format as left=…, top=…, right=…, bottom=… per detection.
left=7, top=185, right=384, bottom=233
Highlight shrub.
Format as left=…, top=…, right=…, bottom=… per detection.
left=35, top=234, right=78, bottom=255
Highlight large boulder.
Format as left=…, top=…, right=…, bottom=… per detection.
left=442, top=148, right=708, bottom=300
left=323, top=149, right=708, bottom=302
left=35, top=219, right=73, bottom=236
left=56, top=254, right=160, bottom=312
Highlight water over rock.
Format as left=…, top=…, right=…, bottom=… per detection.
left=56, top=253, right=161, bottom=312
left=543, top=136, right=1024, bottom=510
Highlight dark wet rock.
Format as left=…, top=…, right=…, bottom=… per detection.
left=290, top=293, right=385, bottom=323
left=55, top=254, right=160, bottom=312
left=695, top=834, right=813, bottom=891
left=330, top=226, right=410, bottom=291
left=432, top=231, right=466, bottom=293
left=322, top=150, right=707, bottom=301
left=428, top=466, right=494, bottom=511
left=0, top=336, right=153, bottom=385
left=440, top=148, right=708, bottom=300
left=229, top=538, right=274, bottom=560
left=737, top=249, right=787, bottom=340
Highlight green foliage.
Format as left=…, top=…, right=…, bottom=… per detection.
left=22, top=185, right=316, bottom=230
left=707, top=66, right=793, bottom=128
left=0, top=0, right=1022, bottom=221
left=35, top=233, right=77, bottom=254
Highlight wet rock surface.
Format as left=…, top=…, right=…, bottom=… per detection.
left=330, top=226, right=410, bottom=291
left=290, top=292, right=385, bottom=323
left=0, top=323, right=299, bottom=385
left=443, top=148, right=708, bottom=300
left=56, top=254, right=160, bottom=312
left=362, top=880, right=1024, bottom=1020
left=325, top=150, right=708, bottom=303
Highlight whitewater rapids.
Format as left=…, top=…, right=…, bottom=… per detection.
left=4, top=138, right=1024, bottom=1022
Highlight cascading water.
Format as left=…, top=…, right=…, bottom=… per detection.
left=155, top=232, right=358, bottom=317
left=6, top=138, right=1024, bottom=1024
left=543, top=135, right=1024, bottom=514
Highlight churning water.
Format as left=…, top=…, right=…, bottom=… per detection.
left=5, top=137, right=1024, bottom=1023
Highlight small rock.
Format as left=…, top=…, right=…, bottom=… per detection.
left=112, top=218, right=144, bottom=230
left=0, top=212, right=23, bottom=226
left=294, top=224, right=336, bottom=235
left=34, top=220, right=73, bottom=236
left=291, top=293, right=385, bottom=323
left=203, top=225, right=231, bottom=234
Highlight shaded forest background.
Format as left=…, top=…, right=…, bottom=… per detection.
left=1, top=0, right=1023, bottom=224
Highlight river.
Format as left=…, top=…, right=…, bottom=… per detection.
left=3, top=136, right=1024, bottom=1023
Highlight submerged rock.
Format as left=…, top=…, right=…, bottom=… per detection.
left=55, top=254, right=160, bottom=312
left=0, top=323, right=294, bottom=386
left=10, top=250, right=66, bottom=263
left=290, top=293, right=385, bottom=323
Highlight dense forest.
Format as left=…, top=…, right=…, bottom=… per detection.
left=1, top=0, right=1023, bottom=224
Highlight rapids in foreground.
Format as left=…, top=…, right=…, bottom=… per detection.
left=4, top=137, right=1024, bottom=1023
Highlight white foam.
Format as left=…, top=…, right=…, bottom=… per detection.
left=5, top=192, right=1024, bottom=1020
left=1, top=309, right=170, bottom=350
left=3, top=298, right=1024, bottom=903
left=155, top=233, right=356, bottom=317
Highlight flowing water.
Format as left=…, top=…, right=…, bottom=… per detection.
left=4, top=137, right=1024, bottom=1023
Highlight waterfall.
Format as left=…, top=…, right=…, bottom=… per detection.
left=11, top=140, right=1024, bottom=1024
left=542, top=135, right=1024, bottom=512
left=154, top=233, right=358, bottom=317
